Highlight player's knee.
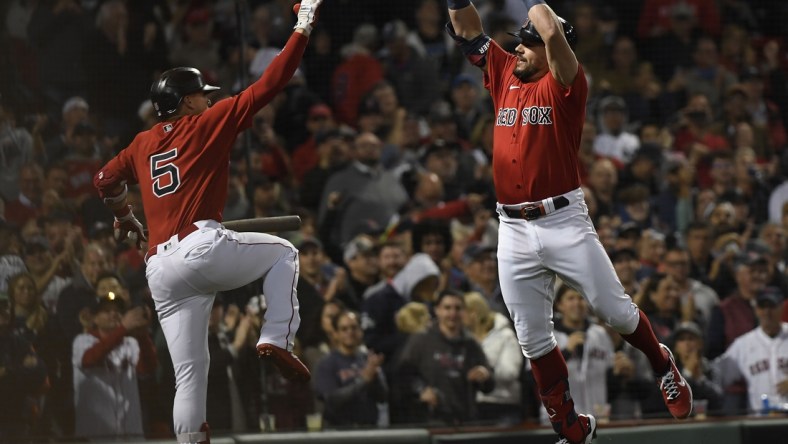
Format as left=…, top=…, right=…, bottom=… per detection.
left=279, top=238, right=297, bottom=257
left=597, top=301, right=639, bottom=334
left=520, top=335, right=557, bottom=360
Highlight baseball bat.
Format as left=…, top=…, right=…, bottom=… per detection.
left=223, top=215, right=301, bottom=233
left=140, top=216, right=302, bottom=238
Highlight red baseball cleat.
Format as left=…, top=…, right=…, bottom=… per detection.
left=257, top=343, right=311, bottom=382
left=658, top=344, right=693, bottom=419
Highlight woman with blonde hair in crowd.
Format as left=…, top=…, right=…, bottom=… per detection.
left=395, top=301, right=432, bottom=334
left=8, top=273, right=48, bottom=342
left=463, top=292, right=523, bottom=425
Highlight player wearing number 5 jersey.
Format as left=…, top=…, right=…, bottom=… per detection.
left=446, top=1, right=692, bottom=443
left=93, top=1, right=323, bottom=442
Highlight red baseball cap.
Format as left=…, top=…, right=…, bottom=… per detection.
left=309, top=103, right=332, bottom=119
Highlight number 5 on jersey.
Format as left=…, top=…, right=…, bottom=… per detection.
left=151, top=148, right=181, bottom=197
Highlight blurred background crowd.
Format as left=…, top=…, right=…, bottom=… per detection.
left=2, top=0, right=788, bottom=441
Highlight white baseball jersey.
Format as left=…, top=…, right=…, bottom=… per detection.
left=712, top=323, right=788, bottom=412
left=558, top=325, right=614, bottom=416
left=72, top=333, right=143, bottom=438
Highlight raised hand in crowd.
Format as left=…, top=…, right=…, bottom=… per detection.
left=121, top=306, right=150, bottom=335
left=323, top=267, right=347, bottom=302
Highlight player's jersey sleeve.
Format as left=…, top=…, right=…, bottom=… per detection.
left=544, top=64, right=588, bottom=125
left=94, top=136, right=140, bottom=197
left=483, top=40, right=516, bottom=103
left=199, top=32, right=309, bottom=134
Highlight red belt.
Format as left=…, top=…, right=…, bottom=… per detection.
left=145, top=223, right=200, bottom=262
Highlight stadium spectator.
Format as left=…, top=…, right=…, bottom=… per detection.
left=464, top=291, right=522, bottom=425
left=363, top=241, right=409, bottom=299
left=291, top=104, right=337, bottom=184
left=706, top=253, right=768, bottom=359
left=318, top=132, right=408, bottom=247
left=683, top=36, right=737, bottom=109
left=635, top=273, right=689, bottom=343
left=314, top=310, right=387, bottom=427
left=300, top=127, right=354, bottom=212
left=661, top=247, right=719, bottom=329
left=611, top=248, right=641, bottom=297
left=378, top=20, right=440, bottom=115
left=669, top=322, right=723, bottom=415
left=712, top=287, right=788, bottom=414
left=393, top=289, right=493, bottom=425
left=72, top=294, right=155, bottom=439
left=361, top=252, right=439, bottom=363
left=0, top=292, right=48, bottom=442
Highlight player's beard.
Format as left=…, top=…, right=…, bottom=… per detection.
left=513, top=64, right=539, bottom=83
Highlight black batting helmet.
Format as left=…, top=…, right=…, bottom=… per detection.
left=508, top=17, right=577, bottom=49
left=150, top=67, right=220, bottom=118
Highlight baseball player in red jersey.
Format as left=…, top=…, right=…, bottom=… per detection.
left=92, top=1, right=322, bottom=442
left=446, top=1, right=692, bottom=443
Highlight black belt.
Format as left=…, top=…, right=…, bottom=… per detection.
left=503, top=196, right=570, bottom=221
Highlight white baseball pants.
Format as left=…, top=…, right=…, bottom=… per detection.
left=145, top=220, right=299, bottom=440
left=496, top=187, right=640, bottom=360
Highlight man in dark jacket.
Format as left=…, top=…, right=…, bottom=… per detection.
left=394, top=289, right=494, bottom=425
left=314, top=310, right=387, bottom=426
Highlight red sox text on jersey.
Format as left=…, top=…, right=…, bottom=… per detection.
left=495, top=106, right=553, bottom=127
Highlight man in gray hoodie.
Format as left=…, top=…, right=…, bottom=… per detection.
left=361, top=253, right=440, bottom=360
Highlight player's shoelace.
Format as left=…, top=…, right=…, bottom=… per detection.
left=661, top=369, right=680, bottom=400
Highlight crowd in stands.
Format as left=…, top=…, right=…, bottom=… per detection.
left=2, top=0, right=788, bottom=441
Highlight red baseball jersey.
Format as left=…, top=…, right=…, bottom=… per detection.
left=484, top=40, right=588, bottom=204
left=94, top=33, right=308, bottom=247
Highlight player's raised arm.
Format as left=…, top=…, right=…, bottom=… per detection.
left=446, top=0, right=490, bottom=72
left=526, top=0, right=578, bottom=86
left=243, top=0, right=322, bottom=107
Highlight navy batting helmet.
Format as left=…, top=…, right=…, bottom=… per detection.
left=150, top=67, right=220, bottom=118
left=508, top=17, right=577, bottom=48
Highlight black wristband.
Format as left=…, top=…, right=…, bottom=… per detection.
left=523, top=0, right=546, bottom=11
left=447, top=0, right=471, bottom=10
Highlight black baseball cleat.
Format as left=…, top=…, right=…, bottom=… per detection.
left=257, top=343, right=311, bottom=382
